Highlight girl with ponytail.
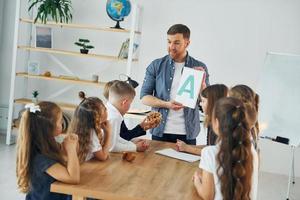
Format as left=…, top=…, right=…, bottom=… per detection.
left=68, top=92, right=112, bottom=163
left=16, top=102, right=80, bottom=200
left=193, top=97, right=258, bottom=200
left=229, top=84, right=260, bottom=150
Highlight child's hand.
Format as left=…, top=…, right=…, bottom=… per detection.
left=134, top=139, right=149, bottom=152
left=192, top=170, right=202, bottom=187
left=140, top=118, right=157, bottom=131
left=101, top=120, right=111, bottom=135
left=175, top=139, right=187, bottom=152
left=63, top=133, right=78, bottom=155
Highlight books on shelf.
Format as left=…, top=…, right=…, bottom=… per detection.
left=118, top=38, right=139, bottom=59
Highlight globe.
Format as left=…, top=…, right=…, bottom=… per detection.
left=106, top=0, right=131, bottom=29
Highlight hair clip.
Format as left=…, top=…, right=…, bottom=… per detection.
left=25, top=103, right=41, bottom=113
left=238, top=141, right=243, bottom=145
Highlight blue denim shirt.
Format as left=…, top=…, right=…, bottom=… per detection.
left=140, top=53, right=210, bottom=139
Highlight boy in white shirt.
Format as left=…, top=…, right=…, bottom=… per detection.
left=107, top=81, right=149, bottom=152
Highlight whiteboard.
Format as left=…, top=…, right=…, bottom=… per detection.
left=257, top=52, right=300, bottom=147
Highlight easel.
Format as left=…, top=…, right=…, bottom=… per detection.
left=286, top=145, right=296, bottom=200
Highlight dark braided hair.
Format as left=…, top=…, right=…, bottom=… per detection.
left=213, top=97, right=254, bottom=200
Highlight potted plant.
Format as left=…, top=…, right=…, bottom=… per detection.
left=32, top=90, right=39, bottom=103
left=74, top=39, right=95, bottom=54
left=28, top=0, right=73, bottom=24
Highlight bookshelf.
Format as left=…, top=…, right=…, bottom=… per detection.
left=19, top=18, right=142, bottom=34
left=14, top=98, right=146, bottom=120
left=16, top=72, right=107, bottom=86
left=18, top=46, right=138, bottom=61
left=6, top=0, right=142, bottom=144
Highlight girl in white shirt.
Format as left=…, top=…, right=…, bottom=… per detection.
left=68, top=92, right=112, bottom=163
left=193, top=97, right=258, bottom=200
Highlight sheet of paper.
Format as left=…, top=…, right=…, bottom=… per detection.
left=155, top=148, right=201, bottom=163
left=175, top=67, right=204, bottom=108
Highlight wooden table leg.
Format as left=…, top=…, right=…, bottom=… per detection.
left=72, top=195, right=86, bottom=200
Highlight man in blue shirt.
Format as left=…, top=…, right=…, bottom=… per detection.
left=140, top=24, right=209, bottom=145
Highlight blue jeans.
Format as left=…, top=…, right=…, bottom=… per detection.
left=152, top=134, right=196, bottom=145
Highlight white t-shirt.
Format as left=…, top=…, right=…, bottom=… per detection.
left=85, top=130, right=102, bottom=161
left=164, top=62, right=186, bottom=135
left=199, top=144, right=258, bottom=200
left=106, top=102, right=137, bottom=152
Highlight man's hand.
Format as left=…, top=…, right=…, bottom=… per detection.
left=166, top=100, right=184, bottom=111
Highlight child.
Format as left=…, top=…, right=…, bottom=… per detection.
left=107, top=81, right=151, bottom=152
left=103, top=80, right=119, bottom=100
left=193, top=97, right=258, bottom=200
left=103, top=80, right=156, bottom=141
left=229, top=84, right=259, bottom=149
left=176, top=84, right=228, bottom=155
left=16, top=102, right=80, bottom=200
left=68, top=92, right=111, bottom=163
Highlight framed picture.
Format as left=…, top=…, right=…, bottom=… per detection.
left=118, top=38, right=139, bottom=59
left=27, top=61, right=40, bottom=75
left=35, top=26, right=52, bottom=48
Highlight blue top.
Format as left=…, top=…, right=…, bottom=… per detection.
left=140, top=53, right=209, bottom=139
left=26, top=154, right=70, bottom=200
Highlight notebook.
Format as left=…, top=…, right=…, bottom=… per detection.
left=155, top=148, right=201, bottom=163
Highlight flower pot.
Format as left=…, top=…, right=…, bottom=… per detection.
left=80, top=49, right=89, bottom=54
left=32, top=97, right=38, bottom=104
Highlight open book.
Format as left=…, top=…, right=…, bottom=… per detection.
left=155, top=148, right=201, bottom=163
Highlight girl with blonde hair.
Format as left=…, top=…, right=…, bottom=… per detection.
left=68, top=92, right=111, bottom=163
left=16, top=102, right=80, bottom=200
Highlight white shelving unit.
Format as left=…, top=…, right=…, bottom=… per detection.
left=6, top=0, right=143, bottom=144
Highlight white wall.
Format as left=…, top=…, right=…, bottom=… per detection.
left=0, top=0, right=17, bottom=106
left=1, top=0, right=300, bottom=176
left=0, top=0, right=4, bottom=47
left=136, top=0, right=300, bottom=177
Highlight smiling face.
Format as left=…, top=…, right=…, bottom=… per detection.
left=167, top=33, right=190, bottom=62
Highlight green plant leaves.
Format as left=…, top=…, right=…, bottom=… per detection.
left=86, top=45, right=94, bottom=49
left=74, top=39, right=94, bottom=50
left=28, top=0, right=73, bottom=24
left=79, top=39, right=90, bottom=43
left=74, top=42, right=84, bottom=47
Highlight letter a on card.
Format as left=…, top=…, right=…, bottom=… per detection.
left=175, top=67, right=204, bottom=108
left=177, top=75, right=195, bottom=99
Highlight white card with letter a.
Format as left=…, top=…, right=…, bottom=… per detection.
left=175, top=67, right=204, bottom=109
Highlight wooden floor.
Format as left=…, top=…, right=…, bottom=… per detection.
left=0, top=134, right=299, bottom=200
